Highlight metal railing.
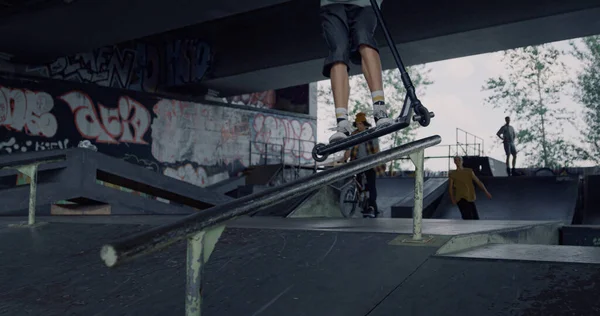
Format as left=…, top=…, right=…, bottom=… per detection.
left=249, top=139, right=315, bottom=166
left=249, top=138, right=318, bottom=184
left=456, top=128, right=484, bottom=156
left=388, top=142, right=486, bottom=173
left=99, top=135, right=442, bottom=316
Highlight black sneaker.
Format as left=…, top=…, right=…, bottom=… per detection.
left=362, top=206, right=376, bottom=218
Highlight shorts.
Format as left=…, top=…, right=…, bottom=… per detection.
left=319, top=3, right=379, bottom=78
left=503, top=142, right=517, bottom=156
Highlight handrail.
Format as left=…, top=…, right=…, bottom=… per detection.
left=455, top=128, right=484, bottom=156
left=100, top=135, right=441, bottom=268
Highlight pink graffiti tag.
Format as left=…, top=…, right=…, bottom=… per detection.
left=252, top=114, right=315, bottom=160
left=60, top=91, right=151, bottom=144
left=0, top=86, right=58, bottom=138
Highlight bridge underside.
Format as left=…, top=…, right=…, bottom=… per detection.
left=1, top=0, right=600, bottom=96
left=190, top=2, right=600, bottom=96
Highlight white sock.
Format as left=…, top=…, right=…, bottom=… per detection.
left=371, top=90, right=385, bottom=105
left=335, top=108, right=348, bottom=124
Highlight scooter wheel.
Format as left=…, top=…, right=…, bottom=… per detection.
left=415, top=106, right=431, bottom=127
left=312, top=143, right=328, bottom=162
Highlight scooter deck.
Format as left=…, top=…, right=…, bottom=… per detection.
left=314, top=118, right=410, bottom=160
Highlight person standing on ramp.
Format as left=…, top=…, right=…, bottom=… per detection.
left=496, top=116, right=517, bottom=176
left=448, top=156, right=492, bottom=220
left=339, top=112, right=386, bottom=218
left=319, top=0, right=393, bottom=144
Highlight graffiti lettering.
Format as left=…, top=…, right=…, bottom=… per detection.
left=60, top=91, right=151, bottom=144
left=0, top=86, right=57, bottom=138
left=166, top=39, right=211, bottom=87
left=130, top=42, right=161, bottom=93
left=252, top=114, right=315, bottom=161
left=163, top=163, right=229, bottom=188
left=0, top=136, right=69, bottom=153
left=24, top=40, right=211, bottom=94
left=224, top=90, right=276, bottom=109
left=46, top=47, right=136, bottom=89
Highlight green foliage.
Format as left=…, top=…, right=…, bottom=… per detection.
left=570, top=35, right=600, bottom=163
left=318, top=64, right=433, bottom=171
left=481, top=44, right=579, bottom=168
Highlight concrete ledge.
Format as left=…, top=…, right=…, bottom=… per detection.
left=436, top=221, right=562, bottom=255
left=439, top=243, right=600, bottom=265
left=287, top=185, right=341, bottom=218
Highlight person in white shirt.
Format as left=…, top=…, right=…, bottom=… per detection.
left=496, top=116, right=517, bottom=176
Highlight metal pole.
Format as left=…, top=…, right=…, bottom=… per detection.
left=28, top=165, right=37, bottom=225
left=409, top=150, right=424, bottom=241
left=16, top=164, right=39, bottom=226
left=264, top=143, right=268, bottom=165
left=455, top=128, right=458, bottom=146
left=482, top=139, right=485, bottom=156
left=249, top=140, right=252, bottom=166
left=185, top=231, right=204, bottom=316
left=185, top=225, right=225, bottom=316
left=101, top=135, right=442, bottom=268
left=447, top=145, right=451, bottom=171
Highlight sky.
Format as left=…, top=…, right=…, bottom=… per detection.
left=315, top=38, right=588, bottom=172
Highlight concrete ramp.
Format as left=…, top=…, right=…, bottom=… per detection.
left=390, top=178, right=448, bottom=218
left=375, top=177, right=416, bottom=217
left=432, top=176, right=579, bottom=222
left=462, top=156, right=508, bottom=177
left=287, top=185, right=341, bottom=218
left=0, top=148, right=233, bottom=216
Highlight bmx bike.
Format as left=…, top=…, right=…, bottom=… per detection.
left=339, top=172, right=379, bottom=218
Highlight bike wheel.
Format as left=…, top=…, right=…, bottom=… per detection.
left=339, top=184, right=358, bottom=218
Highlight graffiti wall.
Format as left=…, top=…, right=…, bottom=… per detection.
left=222, top=84, right=310, bottom=114
left=20, top=40, right=212, bottom=94
left=1, top=39, right=310, bottom=115
left=0, top=78, right=316, bottom=187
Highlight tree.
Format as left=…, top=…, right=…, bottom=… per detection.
left=318, top=64, right=433, bottom=172
left=481, top=44, right=579, bottom=168
left=570, top=35, right=600, bottom=164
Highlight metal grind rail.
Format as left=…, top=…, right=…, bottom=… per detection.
left=100, top=135, right=442, bottom=316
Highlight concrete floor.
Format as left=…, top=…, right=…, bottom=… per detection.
left=1, top=216, right=600, bottom=315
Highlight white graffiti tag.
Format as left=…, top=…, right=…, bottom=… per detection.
left=0, top=86, right=58, bottom=138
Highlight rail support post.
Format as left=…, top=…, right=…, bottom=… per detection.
left=13, top=164, right=39, bottom=226
left=185, top=224, right=225, bottom=316
left=409, top=150, right=424, bottom=240
left=403, top=149, right=434, bottom=244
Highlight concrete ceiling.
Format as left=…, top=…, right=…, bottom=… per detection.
left=1, top=0, right=599, bottom=97
left=0, top=0, right=292, bottom=62
left=150, top=0, right=600, bottom=96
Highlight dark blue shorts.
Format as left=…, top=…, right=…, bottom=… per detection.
left=319, top=4, right=380, bottom=78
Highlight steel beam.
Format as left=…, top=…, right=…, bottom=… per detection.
left=100, top=135, right=442, bottom=268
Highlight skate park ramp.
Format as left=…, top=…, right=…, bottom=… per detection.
left=286, top=177, right=419, bottom=218
left=390, top=177, right=448, bottom=218
left=462, top=156, right=508, bottom=177
left=375, top=177, right=418, bottom=217
left=0, top=148, right=233, bottom=216
left=286, top=185, right=342, bottom=218
left=431, top=176, right=579, bottom=222
left=582, top=175, right=600, bottom=225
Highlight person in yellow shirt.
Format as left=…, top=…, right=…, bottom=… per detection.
left=448, top=156, right=492, bottom=220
